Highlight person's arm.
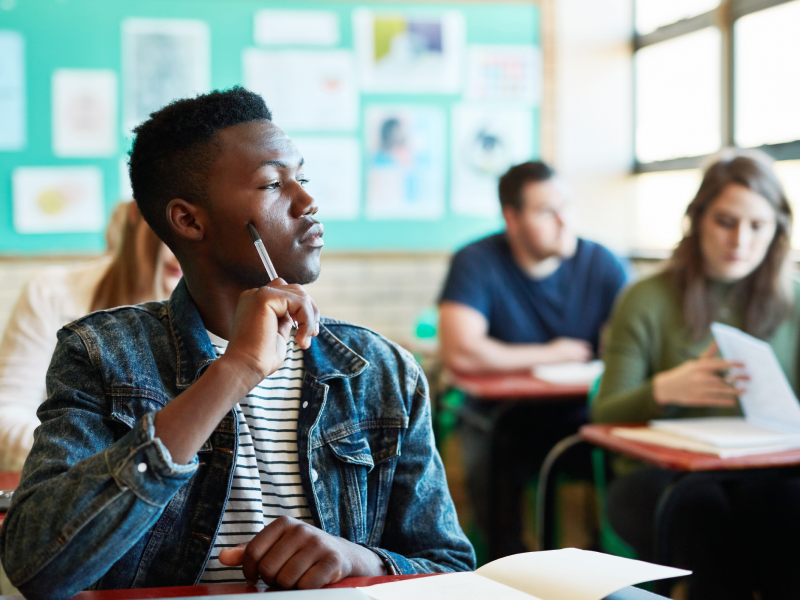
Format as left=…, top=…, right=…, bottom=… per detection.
left=438, top=301, right=592, bottom=374
left=0, top=278, right=59, bottom=470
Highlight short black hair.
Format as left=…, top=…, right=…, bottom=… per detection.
left=128, top=86, right=272, bottom=244
left=498, top=161, right=555, bottom=211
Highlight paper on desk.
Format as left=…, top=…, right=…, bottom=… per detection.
left=533, top=361, right=605, bottom=385
left=650, top=417, right=800, bottom=448
left=360, top=549, right=688, bottom=600
left=613, top=426, right=800, bottom=458
left=711, top=323, right=800, bottom=432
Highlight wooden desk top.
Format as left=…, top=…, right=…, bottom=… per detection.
left=0, top=574, right=436, bottom=599
left=581, top=424, right=800, bottom=472
left=447, top=370, right=590, bottom=400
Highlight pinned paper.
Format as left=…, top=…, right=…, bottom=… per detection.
left=13, top=167, right=104, bottom=234
left=254, top=10, right=339, bottom=46
left=292, top=137, right=360, bottom=220
left=52, top=69, right=117, bottom=157
left=466, top=45, right=542, bottom=104
left=0, top=30, right=25, bottom=151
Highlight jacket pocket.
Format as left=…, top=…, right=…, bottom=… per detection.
left=108, top=387, right=169, bottom=430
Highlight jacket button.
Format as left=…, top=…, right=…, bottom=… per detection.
left=302, top=401, right=308, bottom=408
left=310, top=468, right=318, bottom=482
left=137, top=463, right=147, bottom=473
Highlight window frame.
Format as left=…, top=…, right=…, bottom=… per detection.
left=633, top=0, right=800, bottom=173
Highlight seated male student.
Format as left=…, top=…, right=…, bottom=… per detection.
left=0, top=87, right=474, bottom=600
left=438, top=161, right=627, bottom=560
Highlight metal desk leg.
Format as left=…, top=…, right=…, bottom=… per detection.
left=536, top=434, right=587, bottom=551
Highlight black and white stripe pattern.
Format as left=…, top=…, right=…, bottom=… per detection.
left=200, top=331, right=310, bottom=583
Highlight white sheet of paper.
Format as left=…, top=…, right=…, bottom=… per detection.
left=476, top=549, right=689, bottom=600
left=13, top=166, right=104, bottom=233
left=650, top=417, right=800, bottom=448
left=613, top=425, right=800, bottom=458
left=450, top=103, right=533, bottom=217
left=360, top=572, right=536, bottom=600
left=466, top=45, right=542, bottom=104
left=253, top=10, right=339, bottom=46
left=243, top=49, right=358, bottom=132
left=711, top=322, right=800, bottom=432
left=353, top=9, right=465, bottom=94
left=533, top=361, right=604, bottom=386
left=0, top=30, right=26, bottom=150
left=291, top=137, right=360, bottom=220
left=52, top=69, right=117, bottom=157
left=122, top=18, right=210, bottom=133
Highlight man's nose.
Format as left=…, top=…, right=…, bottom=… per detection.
left=290, top=182, right=317, bottom=218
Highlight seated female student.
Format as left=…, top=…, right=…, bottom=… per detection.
left=593, top=150, right=800, bottom=600
left=0, top=200, right=182, bottom=471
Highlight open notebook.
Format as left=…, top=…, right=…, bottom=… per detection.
left=613, top=323, right=800, bottom=457
left=533, top=360, right=605, bottom=385
left=358, top=549, right=688, bottom=600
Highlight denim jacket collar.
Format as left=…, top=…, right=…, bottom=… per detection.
left=167, top=279, right=369, bottom=388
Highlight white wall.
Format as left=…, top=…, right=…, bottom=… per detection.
left=553, top=0, right=637, bottom=254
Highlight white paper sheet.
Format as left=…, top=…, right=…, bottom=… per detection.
left=361, top=550, right=688, bottom=600
left=711, top=322, right=800, bottom=432
left=450, top=103, right=534, bottom=217
left=253, top=10, right=339, bottom=46
left=534, top=361, right=605, bottom=386
left=291, top=137, right=360, bottom=220
left=353, top=9, right=465, bottom=94
left=364, top=105, right=446, bottom=220
left=613, top=426, right=800, bottom=458
left=13, top=166, right=104, bottom=234
left=122, top=18, right=210, bottom=133
left=243, top=49, right=358, bottom=132
left=650, top=417, right=800, bottom=448
left=0, top=30, right=26, bottom=150
left=466, top=45, right=542, bottom=104
left=52, top=69, right=117, bottom=157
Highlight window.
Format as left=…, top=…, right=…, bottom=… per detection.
left=633, top=0, right=800, bottom=250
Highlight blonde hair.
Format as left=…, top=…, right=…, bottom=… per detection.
left=90, top=201, right=168, bottom=312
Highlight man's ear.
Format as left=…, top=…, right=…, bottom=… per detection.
left=166, top=199, right=205, bottom=242
left=502, top=206, right=519, bottom=237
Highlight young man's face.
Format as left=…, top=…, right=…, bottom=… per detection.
left=204, top=120, right=323, bottom=287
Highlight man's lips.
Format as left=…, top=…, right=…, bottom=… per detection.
left=300, top=223, right=325, bottom=247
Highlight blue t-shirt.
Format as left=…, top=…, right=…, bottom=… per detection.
left=439, top=233, right=628, bottom=353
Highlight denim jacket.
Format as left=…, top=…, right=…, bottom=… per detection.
left=0, top=280, right=474, bottom=600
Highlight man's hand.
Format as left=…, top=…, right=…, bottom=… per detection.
left=653, top=342, right=748, bottom=407
left=217, top=516, right=387, bottom=589
left=221, top=279, right=320, bottom=390
left=545, top=337, right=593, bottom=364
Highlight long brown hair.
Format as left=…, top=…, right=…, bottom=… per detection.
left=90, top=201, right=166, bottom=312
left=669, top=150, right=793, bottom=340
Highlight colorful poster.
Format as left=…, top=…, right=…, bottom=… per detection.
left=466, top=45, right=542, bottom=105
left=451, top=104, right=534, bottom=217
left=292, top=137, right=360, bottom=220
left=52, top=69, right=117, bottom=157
left=122, top=18, right=210, bottom=133
left=365, top=105, right=445, bottom=220
left=13, top=166, right=104, bottom=233
left=253, top=10, right=339, bottom=46
left=353, top=9, right=464, bottom=94
left=243, top=49, right=358, bottom=132
left=0, top=31, right=25, bottom=151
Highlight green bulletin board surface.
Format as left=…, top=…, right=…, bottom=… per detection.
left=0, top=0, right=540, bottom=254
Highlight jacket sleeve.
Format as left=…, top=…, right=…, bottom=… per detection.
left=364, top=364, right=476, bottom=574
left=0, top=327, right=197, bottom=600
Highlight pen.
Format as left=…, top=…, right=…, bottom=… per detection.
left=248, top=222, right=298, bottom=330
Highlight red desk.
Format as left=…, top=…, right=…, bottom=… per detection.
left=0, top=471, right=21, bottom=528
left=0, top=574, right=436, bottom=600
left=447, top=370, right=590, bottom=400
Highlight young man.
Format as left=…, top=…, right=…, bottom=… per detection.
left=438, top=161, right=627, bottom=560
left=0, top=88, right=474, bottom=600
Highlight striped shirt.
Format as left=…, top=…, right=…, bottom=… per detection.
left=200, top=331, right=311, bottom=583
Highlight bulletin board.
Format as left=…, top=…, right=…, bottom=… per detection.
left=0, top=0, right=540, bottom=254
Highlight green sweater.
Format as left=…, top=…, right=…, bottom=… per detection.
left=592, top=271, right=800, bottom=425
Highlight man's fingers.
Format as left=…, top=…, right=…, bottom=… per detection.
left=218, top=545, right=247, bottom=566
left=700, top=341, right=719, bottom=359
left=296, top=555, right=346, bottom=590
left=242, top=519, right=288, bottom=584
left=272, top=540, right=325, bottom=589
left=698, top=358, right=745, bottom=371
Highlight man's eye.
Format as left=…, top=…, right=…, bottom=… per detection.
left=298, top=178, right=310, bottom=187
left=263, top=181, right=280, bottom=190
